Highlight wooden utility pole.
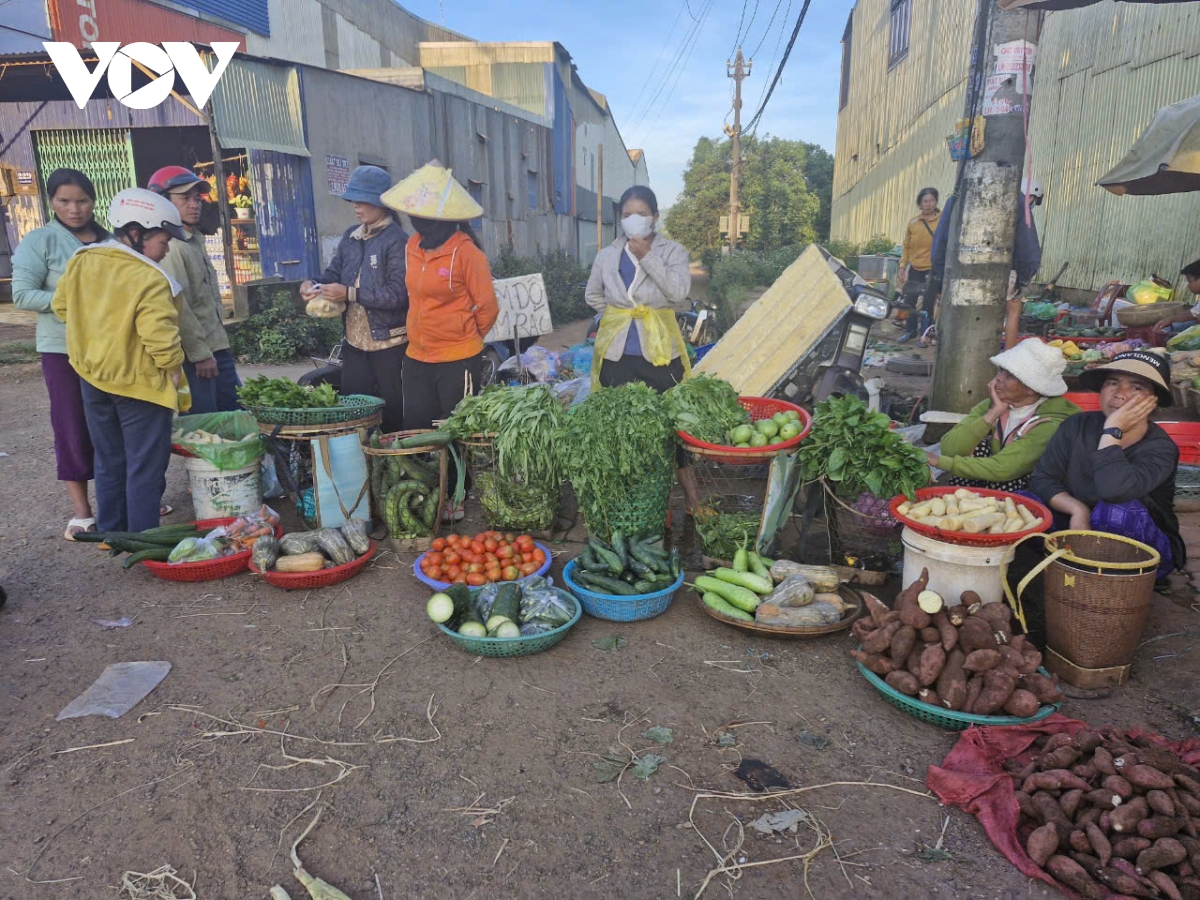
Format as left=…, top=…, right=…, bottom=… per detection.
left=930, top=0, right=1042, bottom=413
left=597, top=143, right=604, bottom=255
left=725, top=49, right=750, bottom=250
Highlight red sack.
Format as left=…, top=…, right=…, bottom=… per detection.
left=926, top=713, right=1200, bottom=899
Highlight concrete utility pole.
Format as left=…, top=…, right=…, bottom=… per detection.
left=725, top=49, right=751, bottom=250
left=929, top=1, right=1042, bottom=414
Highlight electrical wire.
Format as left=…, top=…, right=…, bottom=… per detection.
left=750, top=0, right=793, bottom=130
left=742, top=0, right=812, bottom=134
left=627, top=0, right=692, bottom=118
left=749, top=0, right=787, bottom=60
left=738, top=0, right=763, bottom=57
left=630, top=0, right=715, bottom=138
left=628, top=0, right=706, bottom=126
left=730, top=0, right=751, bottom=57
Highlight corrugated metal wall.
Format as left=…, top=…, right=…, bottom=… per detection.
left=249, top=150, right=320, bottom=281
left=211, top=59, right=308, bottom=157
left=166, top=0, right=270, bottom=36
left=1028, top=1, right=1200, bottom=291
left=830, top=0, right=973, bottom=247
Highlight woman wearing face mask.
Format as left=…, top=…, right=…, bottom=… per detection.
left=52, top=189, right=190, bottom=534
left=12, top=169, right=109, bottom=540
left=585, top=185, right=700, bottom=512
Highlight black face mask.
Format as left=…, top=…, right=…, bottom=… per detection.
left=410, top=216, right=458, bottom=249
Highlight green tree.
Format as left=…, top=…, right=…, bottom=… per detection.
left=666, top=135, right=832, bottom=256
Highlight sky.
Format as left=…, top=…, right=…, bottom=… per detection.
left=401, top=0, right=854, bottom=209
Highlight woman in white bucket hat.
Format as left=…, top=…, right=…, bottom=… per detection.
left=930, top=338, right=1081, bottom=492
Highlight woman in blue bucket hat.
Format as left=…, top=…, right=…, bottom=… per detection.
left=303, top=165, right=410, bottom=433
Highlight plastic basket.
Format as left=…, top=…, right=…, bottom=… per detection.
left=579, top=454, right=675, bottom=542
left=1063, top=391, right=1101, bottom=412
left=855, top=654, right=1062, bottom=731
left=679, top=397, right=812, bottom=465
left=1156, top=422, right=1200, bottom=466
left=412, top=541, right=552, bottom=590
left=249, top=540, right=376, bottom=589
left=889, top=487, right=1052, bottom=547
left=562, top=559, right=682, bottom=622
left=141, top=517, right=283, bottom=582
left=247, top=394, right=385, bottom=426
left=436, top=590, right=582, bottom=658
left=1116, top=302, right=1184, bottom=327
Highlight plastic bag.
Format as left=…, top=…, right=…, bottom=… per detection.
left=551, top=376, right=591, bottom=406
left=56, top=661, right=172, bottom=721
left=472, top=582, right=503, bottom=623
left=173, top=411, right=265, bottom=471
left=168, top=533, right=225, bottom=563
left=1128, top=277, right=1174, bottom=305
left=305, top=296, right=345, bottom=318
left=1167, top=325, right=1200, bottom=352
left=498, top=345, right=559, bottom=383
left=261, top=456, right=287, bottom=499
left=767, top=574, right=814, bottom=608
left=519, top=585, right=575, bottom=628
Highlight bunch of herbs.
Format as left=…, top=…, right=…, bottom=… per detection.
left=442, top=384, right=565, bottom=488
left=237, top=376, right=338, bottom=410
left=662, top=374, right=749, bottom=444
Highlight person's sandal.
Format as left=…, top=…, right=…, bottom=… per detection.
left=160, top=504, right=174, bottom=517
left=64, top=517, right=96, bottom=541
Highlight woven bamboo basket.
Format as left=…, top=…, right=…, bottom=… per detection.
left=1115, top=302, right=1184, bottom=327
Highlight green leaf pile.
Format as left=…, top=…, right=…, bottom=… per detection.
left=237, top=376, right=339, bottom=410
left=797, top=395, right=929, bottom=500
left=441, top=384, right=566, bottom=488
left=662, top=374, right=749, bottom=444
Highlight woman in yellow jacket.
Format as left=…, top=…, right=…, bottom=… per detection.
left=897, top=187, right=941, bottom=343
left=53, top=188, right=189, bottom=533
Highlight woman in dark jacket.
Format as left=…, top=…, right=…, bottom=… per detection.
left=303, top=165, right=409, bottom=433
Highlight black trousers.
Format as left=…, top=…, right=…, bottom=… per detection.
left=402, top=353, right=482, bottom=431
left=342, top=343, right=405, bottom=434
left=598, top=354, right=689, bottom=467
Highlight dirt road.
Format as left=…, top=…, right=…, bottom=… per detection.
left=0, top=361, right=1197, bottom=900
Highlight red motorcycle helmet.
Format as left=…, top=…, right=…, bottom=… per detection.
left=147, top=165, right=210, bottom=196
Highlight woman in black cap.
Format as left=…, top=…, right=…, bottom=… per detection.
left=1029, top=350, right=1183, bottom=576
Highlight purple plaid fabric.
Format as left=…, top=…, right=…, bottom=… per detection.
left=1090, top=500, right=1174, bottom=578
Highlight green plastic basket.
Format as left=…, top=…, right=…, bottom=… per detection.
left=855, top=651, right=1062, bottom=731
left=580, top=455, right=675, bottom=542
left=248, top=394, right=385, bottom=426
left=436, top=590, right=582, bottom=658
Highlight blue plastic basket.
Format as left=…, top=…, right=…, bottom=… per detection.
left=412, top=541, right=552, bottom=590
left=562, top=559, right=682, bottom=622
left=436, top=589, right=582, bottom=658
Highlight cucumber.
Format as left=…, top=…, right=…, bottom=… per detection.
left=577, top=572, right=638, bottom=596
left=669, top=547, right=682, bottom=579
left=458, top=621, right=488, bottom=638
left=702, top=591, right=755, bottom=622
left=629, top=542, right=668, bottom=574
left=580, top=545, right=608, bottom=573
left=747, top=551, right=771, bottom=581
left=485, top=583, right=521, bottom=631
left=694, top=575, right=760, bottom=613
left=393, top=430, right=456, bottom=449
left=74, top=530, right=192, bottom=547
left=633, top=580, right=655, bottom=593
left=109, top=538, right=172, bottom=554
left=625, top=556, right=652, bottom=576
left=609, top=531, right=629, bottom=569
left=589, top=542, right=623, bottom=576
left=733, top=546, right=749, bottom=573
left=491, top=621, right=521, bottom=639
left=711, top=567, right=773, bottom=595
left=123, top=547, right=173, bottom=568
left=426, top=592, right=457, bottom=624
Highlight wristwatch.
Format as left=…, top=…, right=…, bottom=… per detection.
left=1101, top=427, right=1123, bottom=440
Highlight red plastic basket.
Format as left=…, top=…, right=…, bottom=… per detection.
left=1063, top=391, right=1101, bottom=412
left=249, top=540, right=376, bottom=590
left=889, top=487, right=1052, bottom=547
left=141, top=517, right=282, bottom=582
left=679, top=397, right=812, bottom=465
left=1157, top=422, right=1200, bottom=466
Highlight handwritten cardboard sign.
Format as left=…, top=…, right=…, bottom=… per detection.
left=483, top=274, right=554, bottom=343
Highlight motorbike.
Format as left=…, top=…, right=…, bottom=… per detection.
left=297, top=335, right=538, bottom=390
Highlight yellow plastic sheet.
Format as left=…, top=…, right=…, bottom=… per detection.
left=590, top=305, right=691, bottom=390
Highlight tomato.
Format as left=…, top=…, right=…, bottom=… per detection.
left=453, top=573, right=469, bottom=584
left=473, top=532, right=487, bottom=544
left=466, top=562, right=484, bottom=575
left=426, top=552, right=444, bottom=567
left=532, top=549, right=547, bottom=566
left=427, top=566, right=444, bottom=581
left=518, top=562, right=539, bottom=576
left=446, top=534, right=461, bottom=547
left=469, top=540, right=484, bottom=555
left=485, top=568, right=502, bottom=582
left=501, top=565, right=520, bottom=581
left=496, top=544, right=514, bottom=560
left=466, top=573, right=486, bottom=587
left=484, top=530, right=501, bottom=539
left=484, top=538, right=499, bottom=553
left=431, top=537, right=446, bottom=552
left=516, top=533, right=533, bottom=546
left=503, top=532, right=516, bottom=544
left=445, top=565, right=462, bottom=579
left=518, top=552, right=531, bottom=564
left=443, top=551, right=461, bottom=566
left=484, top=551, right=498, bottom=564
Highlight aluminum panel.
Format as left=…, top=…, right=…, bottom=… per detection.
left=211, top=58, right=308, bottom=156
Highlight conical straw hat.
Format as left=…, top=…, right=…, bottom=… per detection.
left=382, top=162, right=483, bottom=221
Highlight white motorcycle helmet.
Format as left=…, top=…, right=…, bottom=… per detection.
left=107, top=188, right=186, bottom=241
left=1021, top=177, right=1044, bottom=203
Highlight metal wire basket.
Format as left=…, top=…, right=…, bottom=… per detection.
left=824, top=481, right=904, bottom=571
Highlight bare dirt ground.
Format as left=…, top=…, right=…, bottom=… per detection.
left=1, top=357, right=1198, bottom=900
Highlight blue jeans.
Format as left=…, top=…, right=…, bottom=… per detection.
left=80, top=381, right=174, bottom=532
left=184, top=349, right=242, bottom=414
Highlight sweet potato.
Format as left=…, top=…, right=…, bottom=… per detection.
left=973, top=667, right=1018, bottom=715
left=936, top=649, right=968, bottom=711
left=1136, top=837, right=1188, bottom=874
left=1103, top=775, right=1135, bottom=801
left=1034, top=791, right=1075, bottom=836
left=1009, top=633, right=1029, bottom=653
left=1069, top=829, right=1093, bottom=854
left=1073, top=764, right=1098, bottom=783
left=1043, top=733, right=1075, bottom=753
left=1072, top=732, right=1104, bottom=755
left=1026, top=770, right=1094, bottom=793
left=1181, top=793, right=1200, bottom=817
left=1112, top=836, right=1152, bottom=860
left=918, top=687, right=941, bottom=707
left=1148, top=870, right=1185, bottom=900
left=1046, top=855, right=1106, bottom=899
left=851, top=617, right=877, bottom=643
left=1094, top=747, right=1118, bottom=777
left=1148, top=791, right=1177, bottom=818
left=1019, top=647, right=1044, bottom=675
left=964, top=674, right=984, bottom=716
left=1131, top=740, right=1200, bottom=780
left=919, top=625, right=941, bottom=645
left=1111, top=798, right=1150, bottom=833
left=1173, top=789, right=1199, bottom=839
left=932, top=610, right=958, bottom=652
left=1128, top=765, right=1177, bottom=792
left=1017, top=790, right=1040, bottom=821
left=1177, top=774, right=1200, bottom=797
left=862, top=620, right=902, bottom=654
left=1076, top=808, right=1102, bottom=829
left=945, top=604, right=967, bottom=627
left=1086, top=822, right=1113, bottom=866
left=1021, top=672, right=1065, bottom=705
left=1026, top=822, right=1061, bottom=865
left=960, top=590, right=982, bottom=611
left=1095, top=862, right=1161, bottom=899
left=905, top=644, right=926, bottom=677
left=885, top=670, right=920, bottom=696
left=1060, top=789, right=1085, bottom=820
left=1041, top=746, right=1083, bottom=772
left=890, top=624, right=918, bottom=665
left=918, top=644, right=947, bottom=687
left=999, top=645, right=1026, bottom=671
left=899, top=598, right=932, bottom=630
left=978, top=601, right=1013, bottom=628
left=959, top=616, right=996, bottom=654
left=1116, top=753, right=1142, bottom=772
left=862, top=591, right=892, bottom=628
left=850, top=650, right=896, bottom=676
left=1099, top=811, right=1113, bottom=833
left=1138, top=817, right=1183, bottom=840
left=963, top=649, right=1002, bottom=673
left=1004, top=689, right=1041, bottom=719
left=1086, top=789, right=1125, bottom=811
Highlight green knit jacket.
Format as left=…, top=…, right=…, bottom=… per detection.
left=936, top=396, right=1082, bottom=483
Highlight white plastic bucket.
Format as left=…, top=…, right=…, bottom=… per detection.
left=901, top=527, right=1016, bottom=607
left=183, top=456, right=262, bottom=520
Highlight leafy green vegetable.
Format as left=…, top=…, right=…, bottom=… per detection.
left=640, top=726, right=674, bottom=745
left=694, top=501, right=761, bottom=561
left=663, top=374, right=749, bottom=444
left=237, top=376, right=339, bottom=410
left=797, top=396, right=929, bottom=500
left=441, top=385, right=565, bottom=488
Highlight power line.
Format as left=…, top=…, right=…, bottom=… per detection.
left=743, top=0, right=811, bottom=134
left=628, top=0, right=706, bottom=126
left=749, top=0, right=786, bottom=60
left=627, top=0, right=692, bottom=119
left=730, top=0, right=751, bottom=57
left=630, top=0, right=714, bottom=137
left=753, top=0, right=793, bottom=115
left=738, top=0, right=763, bottom=56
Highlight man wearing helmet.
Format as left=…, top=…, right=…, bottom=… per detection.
left=148, top=165, right=241, bottom=413
left=52, top=189, right=189, bottom=533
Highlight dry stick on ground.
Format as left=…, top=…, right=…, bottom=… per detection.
left=242, top=733, right=365, bottom=793
left=271, top=795, right=323, bottom=874
left=309, top=637, right=433, bottom=729
left=372, top=694, right=442, bottom=745
left=53, top=738, right=135, bottom=755
left=18, top=763, right=196, bottom=884
left=170, top=707, right=369, bottom=747
left=119, top=864, right=197, bottom=900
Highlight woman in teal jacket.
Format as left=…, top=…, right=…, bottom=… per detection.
left=929, top=339, right=1080, bottom=491
left=12, top=169, right=108, bottom=539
